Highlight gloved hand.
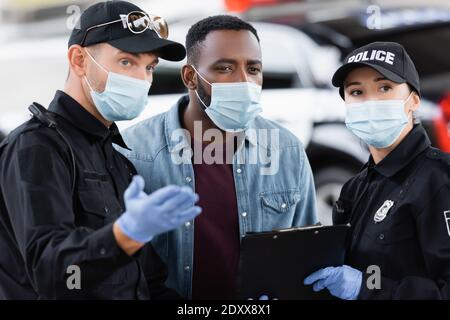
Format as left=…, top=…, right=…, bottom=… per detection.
left=117, top=175, right=202, bottom=243
left=304, top=265, right=362, bottom=300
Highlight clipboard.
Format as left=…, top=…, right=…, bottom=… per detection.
left=236, top=224, right=351, bottom=300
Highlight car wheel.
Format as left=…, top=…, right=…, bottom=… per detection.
left=314, top=166, right=356, bottom=225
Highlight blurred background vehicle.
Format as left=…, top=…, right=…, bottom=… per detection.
left=1, top=0, right=449, bottom=223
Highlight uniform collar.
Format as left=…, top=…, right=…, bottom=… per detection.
left=370, top=124, right=431, bottom=178
left=48, top=90, right=130, bottom=150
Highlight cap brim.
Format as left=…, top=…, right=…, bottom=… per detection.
left=108, top=32, right=186, bottom=62
left=332, top=62, right=405, bottom=88
left=333, top=62, right=407, bottom=99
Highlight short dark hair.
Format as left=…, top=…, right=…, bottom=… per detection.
left=186, top=15, right=260, bottom=64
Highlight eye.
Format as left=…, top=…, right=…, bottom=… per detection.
left=119, top=59, right=131, bottom=67
left=216, top=65, right=233, bottom=72
left=248, top=66, right=261, bottom=74
left=350, top=89, right=362, bottom=96
left=380, top=85, right=392, bottom=93
left=146, top=65, right=155, bottom=72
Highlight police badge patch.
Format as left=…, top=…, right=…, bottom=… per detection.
left=444, top=211, right=450, bottom=238
left=374, top=200, right=395, bottom=223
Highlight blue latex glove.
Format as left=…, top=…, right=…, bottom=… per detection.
left=117, top=175, right=202, bottom=243
left=304, top=265, right=362, bottom=300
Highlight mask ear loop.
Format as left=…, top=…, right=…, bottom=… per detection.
left=84, top=49, right=109, bottom=94
left=190, top=64, right=212, bottom=86
left=85, top=49, right=109, bottom=74
left=404, top=91, right=415, bottom=122
left=190, top=65, right=212, bottom=109
left=194, top=89, right=209, bottom=110
left=84, top=75, right=95, bottom=92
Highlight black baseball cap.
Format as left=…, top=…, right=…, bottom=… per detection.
left=332, top=42, right=420, bottom=99
left=68, top=1, right=186, bottom=61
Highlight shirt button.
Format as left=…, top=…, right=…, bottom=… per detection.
left=241, top=212, right=247, bottom=217
left=237, top=168, right=242, bottom=174
left=185, top=221, right=191, bottom=228
left=184, top=266, right=190, bottom=271
left=185, top=176, right=192, bottom=183
left=379, top=233, right=385, bottom=240
left=281, top=203, right=287, bottom=209
left=100, top=248, right=106, bottom=255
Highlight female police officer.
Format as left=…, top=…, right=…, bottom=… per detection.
left=304, top=42, right=450, bottom=300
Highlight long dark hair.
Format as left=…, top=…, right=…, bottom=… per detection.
left=407, top=84, right=421, bottom=125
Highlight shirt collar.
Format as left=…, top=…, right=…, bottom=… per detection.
left=48, top=90, right=130, bottom=150
left=370, top=124, right=431, bottom=178
left=164, top=95, right=259, bottom=153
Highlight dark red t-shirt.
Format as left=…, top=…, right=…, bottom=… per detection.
left=191, top=141, right=240, bottom=300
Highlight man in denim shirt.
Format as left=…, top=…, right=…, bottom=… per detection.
left=117, top=15, right=317, bottom=299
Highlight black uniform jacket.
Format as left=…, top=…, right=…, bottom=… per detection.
left=0, top=91, right=180, bottom=300
left=333, top=124, right=450, bottom=299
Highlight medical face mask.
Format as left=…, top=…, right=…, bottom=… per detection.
left=345, top=93, right=413, bottom=148
left=191, top=65, right=263, bottom=132
left=84, top=50, right=151, bottom=122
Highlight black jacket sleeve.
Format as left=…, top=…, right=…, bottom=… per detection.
left=0, top=130, right=134, bottom=299
left=138, top=244, right=182, bottom=300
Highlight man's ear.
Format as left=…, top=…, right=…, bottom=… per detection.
left=67, top=45, right=87, bottom=77
left=410, top=92, right=420, bottom=112
left=181, top=64, right=197, bottom=90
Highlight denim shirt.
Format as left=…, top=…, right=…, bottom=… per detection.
left=116, top=96, right=318, bottom=298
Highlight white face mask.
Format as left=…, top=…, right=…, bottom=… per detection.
left=345, top=92, right=413, bottom=148
left=84, top=50, right=152, bottom=122
left=191, top=65, right=263, bottom=132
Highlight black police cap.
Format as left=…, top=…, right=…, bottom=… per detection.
left=68, top=1, right=186, bottom=61
left=332, top=42, right=420, bottom=99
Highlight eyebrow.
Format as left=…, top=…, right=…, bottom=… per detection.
left=374, top=76, right=388, bottom=82
left=212, top=58, right=236, bottom=65
left=345, top=81, right=361, bottom=88
left=118, top=50, right=159, bottom=65
left=212, top=58, right=262, bottom=65
left=345, top=76, right=390, bottom=88
left=248, top=59, right=262, bottom=65
left=117, top=50, right=140, bottom=58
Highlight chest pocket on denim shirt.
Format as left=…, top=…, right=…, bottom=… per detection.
left=260, top=190, right=301, bottom=231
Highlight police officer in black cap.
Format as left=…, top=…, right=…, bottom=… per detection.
left=304, top=42, right=450, bottom=299
left=0, top=1, right=202, bottom=299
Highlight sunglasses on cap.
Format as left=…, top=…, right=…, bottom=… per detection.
left=80, top=11, right=168, bottom=46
